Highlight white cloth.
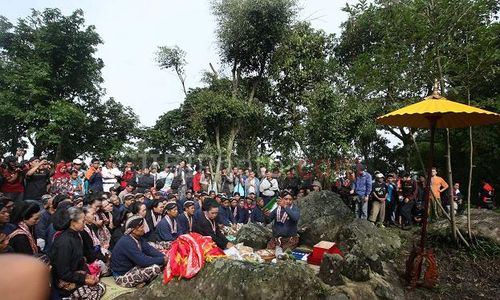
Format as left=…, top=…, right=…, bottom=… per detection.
left=101, top=166, right=122, bottom=192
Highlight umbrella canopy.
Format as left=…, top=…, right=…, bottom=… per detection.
left=376, top=91, right=500, bottom=128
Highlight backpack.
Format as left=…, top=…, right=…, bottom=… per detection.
left=171, top=175, right=182, bottom=190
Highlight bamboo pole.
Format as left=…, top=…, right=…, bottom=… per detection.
left=446, top=129, right=457, bottom=242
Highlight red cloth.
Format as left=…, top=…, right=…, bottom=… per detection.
left=120, top=169, right=136, bottom=188
left=163, top=233, right=225, bottom=284
left=52, top=162, right=70, bottom=180
left=0, top=168, right=24, bottom=193
left=192, top=173, right=202, bottom=192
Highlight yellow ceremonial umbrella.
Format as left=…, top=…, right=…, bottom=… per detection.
left=376, top=81, right=500, bottom=288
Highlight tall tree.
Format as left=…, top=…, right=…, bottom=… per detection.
left=0, top=9, right=138, bottom=160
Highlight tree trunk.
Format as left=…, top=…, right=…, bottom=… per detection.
left=214, top=126, right=222, bottom=185
left=410, top=130, right=426, bottom=176
left=466, top=92, right=473, bottom=240
left=55, top=140, right=63, bottom=162
left=225, top=125, right=239, bottom=172
left=446, top=128, right=457, bottom=242
left=247, top=147, right=253, bottom=170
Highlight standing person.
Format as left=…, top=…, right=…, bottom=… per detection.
left=136, top=168, right=154, bottom=193
left=120, top=161, right=136, bottom=189
left=192, top=166, right=202, bottom=193
left=384, top=174, right=397, bottom=226
left=220, top=168, right=234, bottom=196
left=50, top=207, right=106, bottom=300
left=111, top=216, right=166, bottom=288
left=282, top=169, right=300, bottom=196
left=70, top=170, right=84, bottom=197
left=24, top=157, right=50, bottom=202
left=369, top=173, right=387, bottom=227
left=86, top=159, right=104, bottom=194
left=244, top=171, right=260, bottom=198
left=232, top=168, right=245, bottom=197
left=478, top=178, right=495, bottom=209
left=352, top=165, right=372, bottom=220
left=50, top=162, right=72, bottom=196
left=175, top=160, right=189, bottom=199
left=449, top=182, right=462, bottom=215
left=266, top=191, right=300, bottom=251
left=102, top=158, right=122, bottom=193
left=400, top=173, right=418, bottom=229
left=259, top=171, right=278, bottom=206
left=430, top=167, right=449, bottom=220
left=0, top=156, right=27, bottom=203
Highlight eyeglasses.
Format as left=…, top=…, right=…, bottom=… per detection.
left=283, top=197, right=293, bottom=200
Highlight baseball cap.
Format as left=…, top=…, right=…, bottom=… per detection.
left=73, top=158, right=83, bottom=165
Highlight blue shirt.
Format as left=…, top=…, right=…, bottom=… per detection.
left=111, top=235, right=164, bottom=276
left=387, top=183, right=395, bottom=202
left=354, top=172, right=373, bottom=197
left=269, top=206, right=300, bottom=237
left=155, top=216, right=179, bottom=241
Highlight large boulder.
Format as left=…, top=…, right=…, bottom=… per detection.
left=235, top=223, right=273, bottom=249
left=121, top=259, right=342, bottom=300
left=319, top=254, right=345, bottom=286
left=430, top=208, right=500, bottom=245
left=296, top=191, right=353, bottom=246
left=336, top=219, right=401, bottom=263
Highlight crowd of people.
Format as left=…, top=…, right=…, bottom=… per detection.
left=0, top=155, right=304, bottom=300
left=0, top=151, right=496, bottom=300
left=335, top=165, right=496, bottom=229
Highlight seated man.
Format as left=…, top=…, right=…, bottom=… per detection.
left=266, top=191, right=300, bottom=251
left=178, top=201, right=195, bottom=234
left=111, top=216, right=166, bottom=288
left=251, top=198, right=266, bottom=224
left=192, top=198, right=234, bottom=250
left=155, top=202, right=179, bottom=242
left=216, top=197, right=233, bottom=227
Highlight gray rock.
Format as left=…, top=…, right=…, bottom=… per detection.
left=235, top=223, right=273, bottom=249
left=336, top=219, right=401, bottom=262
left=296, top=191, right=353, bottom=228
left=296, top=191, right=353, bottom=246
left=430, top=208, right=500, bottom=245
left=121, top=259, right=334, bottom=300
left=319, top=254, right=345, bottom=286
left=342, top=254, right=370, bottom=282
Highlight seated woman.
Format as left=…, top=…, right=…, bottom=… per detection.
left=178, top=200, right=195, bottom=234
left=266, top=191, right=300, bottom=251
left=155, top=202, right=179, bottom=242
left=81, top=206, right=109, bottom=275
left=0, top=198, right=13, bottom=253
left=7, top=201, right=44, bottom=258
left=192, top=198, right=234, bottom=250
left=144, top=199, right=165, bottom=239
left=111, top=216, right=166, bottom=288
left=50, top=207, right=106, bottom=300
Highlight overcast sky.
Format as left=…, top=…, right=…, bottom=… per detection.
left=2, top=0, right=358, bottom=127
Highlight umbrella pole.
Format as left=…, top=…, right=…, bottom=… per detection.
left=406, top=117, right=439, bottom=289
left=420, top=118, right=437, bottom=250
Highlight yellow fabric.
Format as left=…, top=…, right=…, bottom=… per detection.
left=100, top=276, right=136, bottom=300
left=376, top=97, right=500, bottom=128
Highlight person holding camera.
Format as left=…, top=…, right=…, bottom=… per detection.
left=24, top=157, right=51, bottom=202
left=0, top=156, right=28, bottom=203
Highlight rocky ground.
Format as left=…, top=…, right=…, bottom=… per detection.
left=121, top=192, right=500, bottom=300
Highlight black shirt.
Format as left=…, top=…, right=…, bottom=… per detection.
left=24, top=170, right=50, bottom=200
left=50, top=229, right=88, bottom=289
left=193, top=214, right=229, bottom=249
